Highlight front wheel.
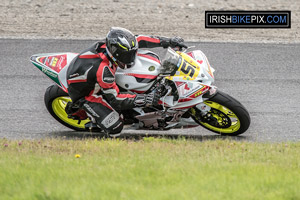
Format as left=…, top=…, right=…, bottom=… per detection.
left=44, top=84, right=90, bottom=131
left=190, top=91, right=250, bottom=136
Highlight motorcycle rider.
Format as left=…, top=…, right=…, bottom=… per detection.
left=66, top=27, right=187, bottom=136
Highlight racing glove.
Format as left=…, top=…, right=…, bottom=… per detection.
left=134, top=91, right=161, bottom=107
left=161, top=36, right=187, bottom=49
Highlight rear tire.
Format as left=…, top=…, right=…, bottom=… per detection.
left=190, top=91, right=250, bottom=136
left=44, top=84, right=90, bottom=131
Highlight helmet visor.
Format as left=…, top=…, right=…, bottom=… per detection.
left=117, top=49, right=137, bottom=65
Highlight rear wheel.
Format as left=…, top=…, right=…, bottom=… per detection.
left=44, top=85, right=90, bottom=131
left=190, top=91, right=250, bottom=136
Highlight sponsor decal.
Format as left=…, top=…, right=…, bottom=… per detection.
left=50, top=57, right=58, bottom=67
left=148, top=66, right=155, bottom=71
left=190, top=86, right=210, bottom=98
left=103, top=77, right=115, bottom=83
left=57, top=56, right=65, bottom=68
left=194, top=91, right=203, bottom=97
left=38, top=55, right=67, bottom=73
left=41, top=67, right=58, bottom=78
left=83, top=104, right=100, bottom=118
left=32, top=62, right=61, bottom=87
left=102, top=111, right=119, bottom=128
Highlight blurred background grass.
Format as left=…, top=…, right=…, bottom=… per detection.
left=0, top=138, right=299, bottom=200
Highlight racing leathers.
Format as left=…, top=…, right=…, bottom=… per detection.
left=66, top=35, right=185, bottom=135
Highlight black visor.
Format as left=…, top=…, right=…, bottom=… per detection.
left=116, top=49, right=137, bottom=65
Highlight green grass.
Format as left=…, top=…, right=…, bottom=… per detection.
left=0, top=138, right=299, bottom=200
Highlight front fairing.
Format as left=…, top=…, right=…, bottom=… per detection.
left=162, top=48, right=214, bottom=85
left=161, top=48, right=216, bottom=109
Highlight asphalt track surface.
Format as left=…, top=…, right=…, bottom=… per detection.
left=0, top=39, right=299, bottom=142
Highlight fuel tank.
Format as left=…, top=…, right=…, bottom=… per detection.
left=115, top=49, right=161, bottom=93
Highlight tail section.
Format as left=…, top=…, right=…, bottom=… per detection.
left=30, top=53, right=78, bottom=93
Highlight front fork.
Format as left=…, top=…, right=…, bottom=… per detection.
left=197, top=86, right=217, bottom=114
left=189, top=86, right=218, bottom=121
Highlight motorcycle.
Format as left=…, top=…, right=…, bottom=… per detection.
left=30, top=46, right=250, bottom=136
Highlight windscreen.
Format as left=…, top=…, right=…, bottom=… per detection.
left=161, top=48, right=181, bottom=74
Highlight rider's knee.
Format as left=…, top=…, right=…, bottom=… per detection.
left=98, top=111, right=124, bottom=135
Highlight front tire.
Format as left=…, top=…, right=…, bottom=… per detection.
left=190, top=91, right=250, bottom=136
left=44, top=84, right=90, bottom=131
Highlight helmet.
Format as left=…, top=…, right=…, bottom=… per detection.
left=106, top=27, right=138, bottom=69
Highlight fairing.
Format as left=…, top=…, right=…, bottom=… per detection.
left=160, top=48, right=215, bottom=109
left=30, top=53, right=78, bottom=92
left=115, top=49, right=161, bottom=93
left=29, top=45, right=222, bottom=131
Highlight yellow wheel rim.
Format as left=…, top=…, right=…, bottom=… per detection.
left=52, top=97, right=90, bottom=129
left=194, top=101, right=241, bottom=134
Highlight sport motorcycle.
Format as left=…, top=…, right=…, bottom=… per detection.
left=30, top=47, right=250, bottom=136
